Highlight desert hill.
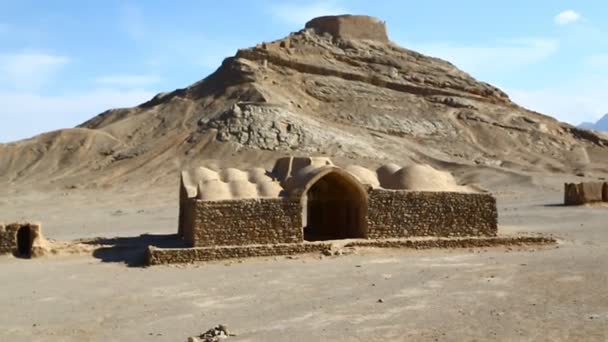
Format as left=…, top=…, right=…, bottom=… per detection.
left=2, top=15, right=607, bottom=190
left=579, top=114, right=608, bottom=132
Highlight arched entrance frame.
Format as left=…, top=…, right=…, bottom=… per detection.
left=294, top=167, right=369, bottom=241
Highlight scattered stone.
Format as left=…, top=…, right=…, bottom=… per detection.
left=190, top=324, right=235, bottom=342
left=377, top=298, right=384, bottom=303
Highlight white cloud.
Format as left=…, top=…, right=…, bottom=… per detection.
left=0, top=89, right=155, bottom=143
left=554, top=10, right=581, bottom=26
left=0, top=52, right=69, bottom=90
left=95, top=74, right=161, bottom=88
left=509, top=79, right=608, bottom=125
left=269, top=1, right=347, bottom=25
left=406, top=38, right=559, bottom=78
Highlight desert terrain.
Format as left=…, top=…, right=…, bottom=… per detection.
left=1, top=170, right=607, bottom=341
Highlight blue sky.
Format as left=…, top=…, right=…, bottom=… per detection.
left=1, top=0, right=607, bottom=142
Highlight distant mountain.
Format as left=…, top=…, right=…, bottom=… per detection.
left=579, top=114, right=608, bottom=132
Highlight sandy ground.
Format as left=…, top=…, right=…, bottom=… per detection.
left=0, top=179, right=607, bottom=341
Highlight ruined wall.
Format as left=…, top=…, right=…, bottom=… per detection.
left=366, top=190, right=497, bottom=238
left=305, top=15, right=389, bottom=42
left=0, top=223, right=14, bottom=254
left=0, top=223, right=44, bottom=257
left=564, top=182, right=608, bottom=205
left=189, top=198, right=303, bottom=247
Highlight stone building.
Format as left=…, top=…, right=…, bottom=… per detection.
left=177, top=157, right=498, bottom=248
left=0, top=222, right=44, bottom=257
left=564, top=182, right=608, bottom=205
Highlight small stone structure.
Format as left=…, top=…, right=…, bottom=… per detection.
left=564, top=182, right=608, bottom=205
left=152, top=157, right=505, bottom=264
left=305, top=15, right=389, bottom=42
left=0, top=222, right=45, bottom=258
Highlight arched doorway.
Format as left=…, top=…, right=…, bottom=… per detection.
left=17, top=225, right=32, bottom=257
left=303, top=171, right=368, bottom=241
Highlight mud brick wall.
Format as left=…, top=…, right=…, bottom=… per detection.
left=366, top=190, right=497, bottom=238
left=189, top=198, right=303, bottom=247
left=564, top=182, right=608, bottom=205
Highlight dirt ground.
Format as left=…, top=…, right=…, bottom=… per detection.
left=0, top=178, right=607, bottom=341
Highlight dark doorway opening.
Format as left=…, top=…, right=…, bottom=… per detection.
left=303, top=172, right=367, bottom=241
left=17, top=226, right=32, bottom=257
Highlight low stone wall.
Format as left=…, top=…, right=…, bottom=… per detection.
left=146, top=235, right=555, bottom=265
left=564, top=182, right=608, bottom=205
left=345, top=236, right=555, bottom=249
left=189, top=198, right=303, bottom=247
left=0, top=223, right=44, bottom=257
left=147, top=242, right=332, bottom=265
left=367, top=190, right=497, bottom=238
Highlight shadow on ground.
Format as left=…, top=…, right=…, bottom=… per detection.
left=542, top=203, right=566, bottom=207
left=83, top=234, right=188, bottom=267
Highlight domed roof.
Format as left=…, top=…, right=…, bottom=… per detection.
left=181, top=157, right=471, bottom=202
left=257, top=180, right=283, bottom=198
left=248, top=167, right=271, bottom=183
left=197, top=180, right=231, bottom=201
left=220, top=168, right=248, bottom=182
left=384, top=164, right=467, bottom=191
left=345, top=165, right=380, bottom=187
left=376, top=163, right=401, bottom=186
left=228, top=180, right=258, bottom=199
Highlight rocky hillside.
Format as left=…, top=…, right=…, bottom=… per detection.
left=1, top=15, right=607, bottom=189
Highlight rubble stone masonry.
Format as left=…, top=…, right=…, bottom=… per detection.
left=147, top=242, right=332, bottom=265
left=188, top=198, right=303, bottom=247
left=366, top=190, right=498, bottom=238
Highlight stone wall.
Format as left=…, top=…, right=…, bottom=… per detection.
left=182, top=188, right=498, bottom=247
left=366, top=190, right=497, bottom=238
left=564, top=182, right=608, bottom=205
left=0, top=223, right=13, bottom=254
left=189, top=198, right=303, bottom=247
left=147, top=242, right=332, bottom=265
left=305, top=15, right=389, bottom=42
left=147, top=235, right=554, bottom=265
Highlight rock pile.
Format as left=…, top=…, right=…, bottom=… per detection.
left=187, top=324, right=234, bottom=342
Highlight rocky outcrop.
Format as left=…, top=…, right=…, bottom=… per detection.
left=200, top=103, right=305, bottom=150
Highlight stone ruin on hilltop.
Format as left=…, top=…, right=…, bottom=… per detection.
left=304, top=15, right=389, bottom=42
